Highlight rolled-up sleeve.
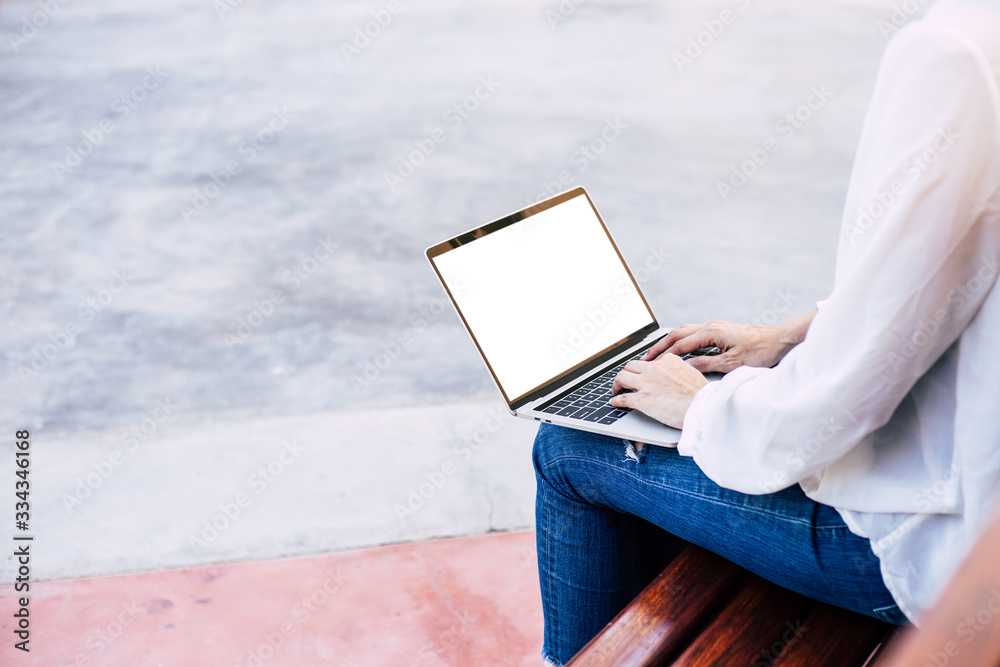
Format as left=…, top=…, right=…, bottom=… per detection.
left=678, top=22, right=1000, bottom=496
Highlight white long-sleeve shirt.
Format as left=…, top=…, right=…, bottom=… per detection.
left=677, top=0, right=1000, bottom=623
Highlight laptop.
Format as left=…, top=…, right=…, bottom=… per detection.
left=425, top=186, right=716, bottom=448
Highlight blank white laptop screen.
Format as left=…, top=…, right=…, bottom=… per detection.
left=431, top=192, right=654, bottom=402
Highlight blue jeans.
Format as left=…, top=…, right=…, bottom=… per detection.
left=533, top=423, right=908, bottom=665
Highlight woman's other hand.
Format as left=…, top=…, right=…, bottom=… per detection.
left=642, top=310, right=817, bottom=374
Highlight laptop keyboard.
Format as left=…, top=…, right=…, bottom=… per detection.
left=536, top=346, right=721, bottom=426
left=537, top=352, right=645, bottom=425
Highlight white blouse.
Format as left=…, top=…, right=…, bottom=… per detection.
left=677, top=0, right=1000, bottom=623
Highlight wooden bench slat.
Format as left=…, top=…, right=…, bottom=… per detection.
left=564, top=506, right=1000, bottom=666
left=566, top=546, right=746, bottom=667
left=669, top=574, right=813, bottom=667
left=769, top=602, right=891, bottom=667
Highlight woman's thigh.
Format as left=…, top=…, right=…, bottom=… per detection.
left=533, top=422, right=906, bottom=623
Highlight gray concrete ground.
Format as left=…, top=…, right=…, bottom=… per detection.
left=0, top=0, right=919, bottom=581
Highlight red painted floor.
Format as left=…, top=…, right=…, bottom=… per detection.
left=0, top=531, right=544, bottom=667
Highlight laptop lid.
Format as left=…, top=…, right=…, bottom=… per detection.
left=426, top=187, right=659, bottom=411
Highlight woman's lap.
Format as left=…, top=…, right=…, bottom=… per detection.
left=533, top=422, right=906, bottom=664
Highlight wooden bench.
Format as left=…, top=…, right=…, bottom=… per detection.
left=567, top=505, right=1000, bottom=666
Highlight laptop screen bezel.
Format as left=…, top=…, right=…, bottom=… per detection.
left=425, top=187, right=660, bottom=411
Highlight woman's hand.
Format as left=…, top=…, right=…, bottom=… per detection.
left=610, top=355, right=708, bottom=429
left=642, top=310, right=817, bottom=374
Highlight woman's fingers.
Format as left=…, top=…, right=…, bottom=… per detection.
left=610, top=364, right=646, bottom=410
left=687, top=351, right=736, bottom=374
left=611, top=362, right=644, bottom=395
left=644, top=327, right=687, bottom=360
left=642, top=340, right=668, bottom=361
left=609, top=389, right=640, bottom=410
left=644, top=324, right=704, bottom=360
left=666, top=328, right=723, bottom=358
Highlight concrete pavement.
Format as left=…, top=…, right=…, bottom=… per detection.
left=1, top=0, right=919, bottom=580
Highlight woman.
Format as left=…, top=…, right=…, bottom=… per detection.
left=533, top=1, right=1000, bottom=664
